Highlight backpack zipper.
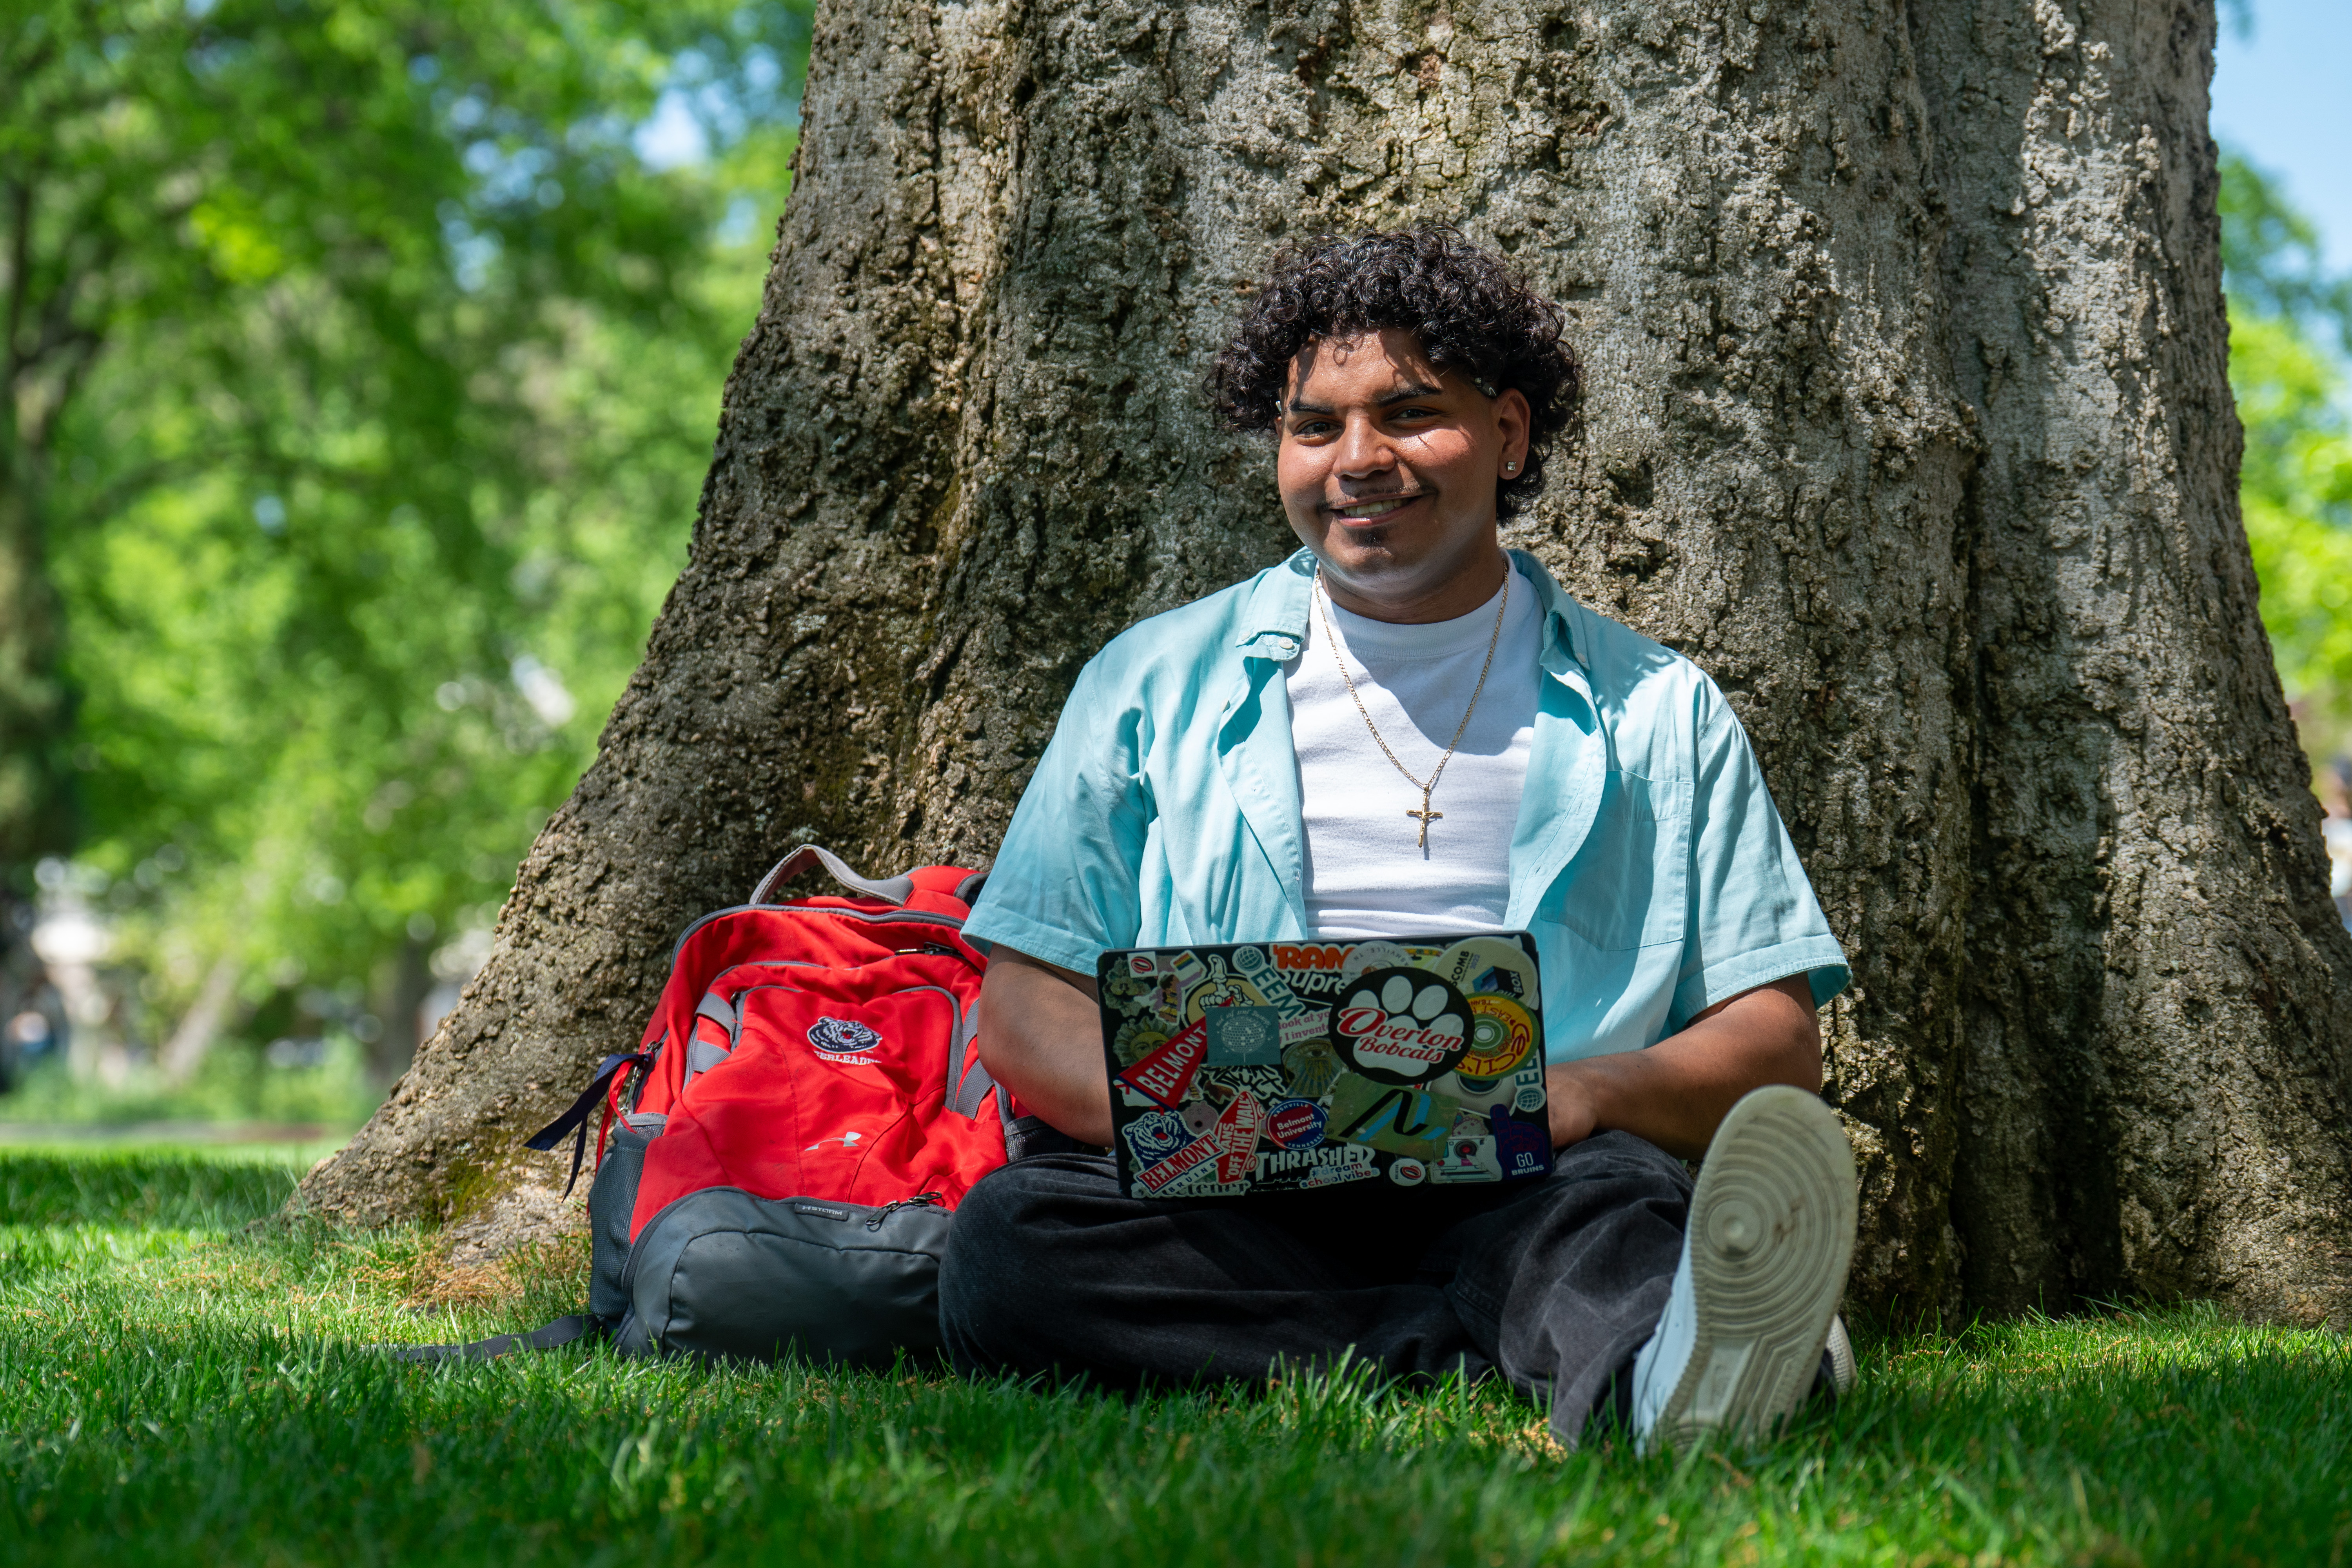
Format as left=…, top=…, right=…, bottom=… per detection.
left=865, top=1191, right=944, bottom=1230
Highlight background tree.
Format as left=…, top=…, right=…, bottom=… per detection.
left=2223, top=150, right=2352, bottom=763
left=0, top=0, right=807, bottom=1089
left=303, top=0, right=2352, bottom=1324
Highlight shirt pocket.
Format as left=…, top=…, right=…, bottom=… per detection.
left=1544, top=769, right=1690, bottom=953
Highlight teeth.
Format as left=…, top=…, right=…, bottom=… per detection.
left=1335, top=497, right=1408, bottom=519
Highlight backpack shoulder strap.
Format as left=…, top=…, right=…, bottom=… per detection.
left=749, top=845, right=911, bottom=906
left=377, top=1312, right=604, bottom=1364
left=748, top=844, right=987, bottom=917
left=902, top=864, right=988, bottom=918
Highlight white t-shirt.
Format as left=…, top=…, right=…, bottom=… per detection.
left=1284, top=564, right=1543, bottom=937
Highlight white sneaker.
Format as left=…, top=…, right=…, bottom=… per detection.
left=1629, top=1085, right=1857, bottom=1452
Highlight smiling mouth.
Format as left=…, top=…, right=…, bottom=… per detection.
left=1324, top=492, right=1425, bottom=522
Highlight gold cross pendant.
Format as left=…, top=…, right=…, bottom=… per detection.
left=1407, top=791, right=1443, bottom=849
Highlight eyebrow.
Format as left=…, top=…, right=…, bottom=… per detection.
left=1282, top=381, right=1445, bottom=417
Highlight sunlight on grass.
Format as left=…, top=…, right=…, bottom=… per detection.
left=1, top=1145, right=2346, bottom=1565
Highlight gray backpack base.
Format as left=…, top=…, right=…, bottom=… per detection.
left=588, top=1117, right=952, bottom=1366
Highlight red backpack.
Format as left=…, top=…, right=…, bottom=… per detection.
left=397, top=847, right=1015, bottom=1368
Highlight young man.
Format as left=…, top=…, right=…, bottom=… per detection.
left=940, top=228, right=1859, bottom=1450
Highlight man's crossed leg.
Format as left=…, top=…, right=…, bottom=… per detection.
left=942, top=1092, right=1855, bottom=1450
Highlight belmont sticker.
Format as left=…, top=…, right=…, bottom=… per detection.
left=1328, top=967, right=1470, bottom=1085
left=1133, top=1127, right=1220, bottom=1194
left=1123, top=1109, right=1193, bottom=1165
left=1114, top=1019, right=1209, bottom=1107
left=1264, top=1097, right=1327, bottom=1150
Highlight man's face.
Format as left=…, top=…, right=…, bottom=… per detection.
left=1276, top=328, right=1530, bottom=621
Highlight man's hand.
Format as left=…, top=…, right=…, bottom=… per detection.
left=974, top=947, right=1114, bottom=1146
left=1543, top=975, right=1822, bottom=1159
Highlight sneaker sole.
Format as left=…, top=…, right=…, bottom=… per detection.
left=1651, top=1085, right=1857, bottom=1449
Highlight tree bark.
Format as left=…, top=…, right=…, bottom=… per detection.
left=301, top=0, right=2352, bottom=1324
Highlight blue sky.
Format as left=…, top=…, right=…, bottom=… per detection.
left=2215, top=0, right=2352, bottom=270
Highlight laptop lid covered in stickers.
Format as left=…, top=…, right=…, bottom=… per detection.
left=1094, top=933, right=1553, bottom=1199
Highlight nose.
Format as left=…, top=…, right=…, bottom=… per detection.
left=1334, top=412, right=1399, bottom=481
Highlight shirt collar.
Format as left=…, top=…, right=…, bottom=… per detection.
left=1232, top=546, right=1588, bottom=681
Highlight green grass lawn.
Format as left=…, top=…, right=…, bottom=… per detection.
left=2, top=1148, right=2347, bottom=1566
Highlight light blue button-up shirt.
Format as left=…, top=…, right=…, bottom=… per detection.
left=965, top=548, right=1849, bottom=1062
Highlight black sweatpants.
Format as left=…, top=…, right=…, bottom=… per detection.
left=937, top=1130, right=1693, bottom=1444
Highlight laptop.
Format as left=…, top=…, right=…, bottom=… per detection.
left=1094, top=932, right=1553, bottom=1198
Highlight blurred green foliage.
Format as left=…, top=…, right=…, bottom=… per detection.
left=2, top=0, right=808, bottom=1093
left=2222, top=149, right=2352, bottom=753
left=10, top=38, right=2350, bottom=1118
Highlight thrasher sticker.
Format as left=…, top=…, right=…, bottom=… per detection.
left=807, top=1016, right=883, bottom=1060
left=1257, top=1143, right=1372, bottom=1176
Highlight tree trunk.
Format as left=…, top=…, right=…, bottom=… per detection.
left=301, top=0, right=2352, bottom=1324
left=0, top=465, right=72, bottom=902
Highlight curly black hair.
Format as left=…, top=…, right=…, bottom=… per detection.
left=1205, top=227, right=1581, bottom=519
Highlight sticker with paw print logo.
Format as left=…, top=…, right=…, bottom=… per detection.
left=1327, top=968, right=1470, bottom=1086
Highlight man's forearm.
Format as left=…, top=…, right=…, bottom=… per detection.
left=1547, top=975, right=1822, bottom=1159
left=974, top=949, right=1114, bottom=1145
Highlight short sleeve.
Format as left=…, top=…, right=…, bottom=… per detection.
left=1670, top=684, right=1850, bottom=1025
left=961, top=654, right=1152, bottom=975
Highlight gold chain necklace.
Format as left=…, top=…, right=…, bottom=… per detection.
left=1313, top=565, right=1510, bottom=850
